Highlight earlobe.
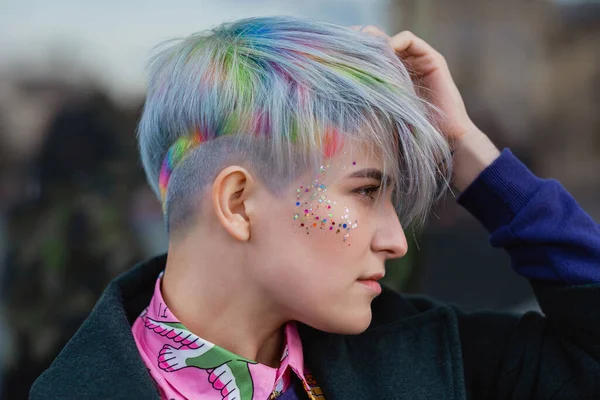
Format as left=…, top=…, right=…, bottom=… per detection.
left=212, top=166, right=254, bottom=242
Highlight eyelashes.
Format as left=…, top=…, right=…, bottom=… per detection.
left=353, top=185, right=381, bottom=201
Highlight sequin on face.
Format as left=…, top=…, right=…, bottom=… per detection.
left=293, top=162, right=359, bottom=242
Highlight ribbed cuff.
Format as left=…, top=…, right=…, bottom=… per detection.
left=457, top=149, right=544, bottom=233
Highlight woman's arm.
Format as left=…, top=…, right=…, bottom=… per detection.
left=354, top=26, right=600, bottom=396
left=457, top=145, right=600, bottom=284
left=454, top=146, right=600, bottom=397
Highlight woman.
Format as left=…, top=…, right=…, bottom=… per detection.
left=31, top=16, right=600, bottom=399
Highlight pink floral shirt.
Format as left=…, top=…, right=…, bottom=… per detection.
left=132, top=273, right=324, bottom=400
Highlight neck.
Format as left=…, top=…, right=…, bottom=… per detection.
left=161, top=231, right=287, bottom=367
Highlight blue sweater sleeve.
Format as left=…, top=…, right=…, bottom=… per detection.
left=457, top=149, right=600, bottom=285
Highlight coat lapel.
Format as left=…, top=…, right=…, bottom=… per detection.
left=299, top=287, right=467, bottom=399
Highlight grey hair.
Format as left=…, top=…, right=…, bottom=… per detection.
left=137, top=16, right=451, bottom=234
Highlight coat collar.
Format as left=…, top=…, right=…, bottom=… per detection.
left=32, top=254, right=466, bottom=399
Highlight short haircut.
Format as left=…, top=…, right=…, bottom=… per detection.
left=137, top=16, right=451, bottom=235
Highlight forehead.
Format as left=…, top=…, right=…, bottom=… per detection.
left=291, top=139, right=385, bottom=186
left=325, top=140, right=383, bottom=176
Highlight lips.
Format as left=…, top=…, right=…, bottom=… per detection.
left=359, top=272, right=385, bottom=281
left=357, top=278, right=382, bottom=294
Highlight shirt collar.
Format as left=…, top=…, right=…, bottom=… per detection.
left=132, top=272, right=317, bottom=399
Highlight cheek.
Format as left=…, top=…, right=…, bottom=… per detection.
left=284, top=191, right=369, bottom=296
left=293, top=202, right=360, bottom=249
left=291, top=168, right=360, bottom=246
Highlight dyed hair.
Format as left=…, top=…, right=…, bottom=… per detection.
left=138, top=16, right=451, bottom=234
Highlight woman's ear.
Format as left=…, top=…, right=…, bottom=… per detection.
left=211, top=166, right=255, bottom=242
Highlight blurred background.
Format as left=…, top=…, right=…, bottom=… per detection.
left=0, top=0, right=599, bottom=397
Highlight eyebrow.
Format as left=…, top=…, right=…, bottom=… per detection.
left=345, top=168, right=392, bottom=187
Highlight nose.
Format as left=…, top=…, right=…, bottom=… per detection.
left=370, top=202, right=408, bottom=259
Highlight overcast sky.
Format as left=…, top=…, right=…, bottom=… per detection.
left=0, top=0, right=389, bottom=100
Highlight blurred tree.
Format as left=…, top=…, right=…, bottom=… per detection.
left=1, top=93, right=145, bottom=399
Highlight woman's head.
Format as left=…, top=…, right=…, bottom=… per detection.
left=138, top=16, right=451, bottom=333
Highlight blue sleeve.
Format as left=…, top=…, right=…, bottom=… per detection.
left=457, top=149, right=600, bottom=285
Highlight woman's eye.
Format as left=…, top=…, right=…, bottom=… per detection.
left=354, top=186, right=380, bottom=201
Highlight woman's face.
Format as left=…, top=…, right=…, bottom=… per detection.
left=249, top=141, right=407, bottom=334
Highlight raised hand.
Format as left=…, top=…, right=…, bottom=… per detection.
left=351, top=25, right=500, bottom=190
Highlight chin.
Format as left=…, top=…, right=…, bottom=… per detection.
left=319, top=307, right=373, bottom=335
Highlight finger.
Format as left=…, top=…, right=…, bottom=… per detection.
left=360, top=25, right=390, bottom=40
left=349, top=25, right=390, bottom=41
left=389, top=31, right=442, bottom=59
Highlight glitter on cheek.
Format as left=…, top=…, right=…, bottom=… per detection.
left=294, top=164, right=332, bottom=236
left=337, top=206, right=359, bottom=243
left=292, top=164, right=359, bottom=243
